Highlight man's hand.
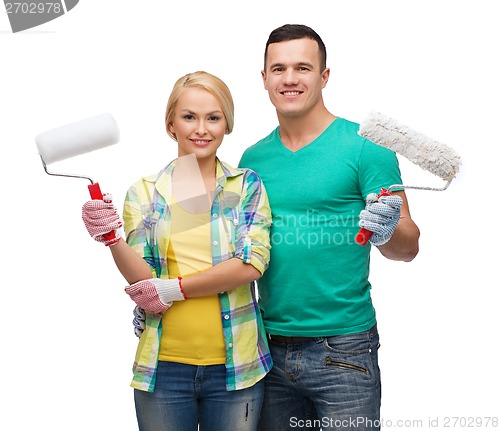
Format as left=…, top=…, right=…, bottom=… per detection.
left=359, top=193, right=403, bottom=246
left=132, top=306, right=146, bottom=338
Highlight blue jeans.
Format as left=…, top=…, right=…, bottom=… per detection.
left=134, top=361, right=264, bottom=431
left=259, top=324, right=381, bottom=431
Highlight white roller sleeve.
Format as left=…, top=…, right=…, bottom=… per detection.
left=358, top=111, right=461, bottom=181
left=36, top=113, right=120, bottom=165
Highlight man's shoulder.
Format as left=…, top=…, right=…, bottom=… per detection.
left=243, top=128, right=277, bottom=156
left=330, top=116, right=360, bottom=135
left=325, top=117, right=370, bottom=151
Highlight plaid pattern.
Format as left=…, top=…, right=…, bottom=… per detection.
left=123, top=159, right=273, bottom=392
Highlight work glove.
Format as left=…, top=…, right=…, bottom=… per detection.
left=82, top=194, right=122, bottom=246
left=124, top=277, right=186, bottom=314
left=358, top=193, right=403, bottom=246
left=132, top=306, right=146, bottom=338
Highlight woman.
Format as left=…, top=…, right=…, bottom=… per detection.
left=82, top=71, right=273, bottom=431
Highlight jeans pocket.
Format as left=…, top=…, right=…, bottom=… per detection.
left=322, top=333, right=372, bottom=355
left=324, top=356, right=370, bottom=374
left=322, top=331, right=378, bottom=376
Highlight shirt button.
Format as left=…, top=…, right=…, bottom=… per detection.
left=213, top=240, right=219, bottom=246
left=213, top=213, right=218, bottom=218
left=233, top=219, right=239, bottom=226
left=224, top=315, right=229, bottom=320
left=228, top=343, right=233, bottom=348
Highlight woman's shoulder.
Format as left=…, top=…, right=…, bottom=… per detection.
left=219, top=159, right=263, bottom=184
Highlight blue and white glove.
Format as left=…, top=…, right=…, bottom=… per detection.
left=359, top=193, right=403, bottom=246
left=132, top=306, right=146, bottom=338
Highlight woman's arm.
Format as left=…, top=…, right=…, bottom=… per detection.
left=124, top=257, right=263, bottom=314
left=109, top=238, right=153, bottom=284
left=82, top=196, right=154, bottom=283
left=109, top=236, right=261, bottom=295
left=180, top=258, right=261, bottom=297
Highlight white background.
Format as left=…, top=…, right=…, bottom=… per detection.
left=1, top=0, right=498, bottom=429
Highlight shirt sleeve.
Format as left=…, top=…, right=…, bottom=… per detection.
left=123, top=183, right=157, bottom=277
left=234, top=169, right=272, bottom=275
left=358, top=138, right=403, bottom=198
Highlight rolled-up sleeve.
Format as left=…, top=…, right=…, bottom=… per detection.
left=123, top=184, right=157, bottom=276
left=234, top=169, right=272, bottom=275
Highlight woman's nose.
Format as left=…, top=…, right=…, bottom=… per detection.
left=195, top=120, right=207, bottom=135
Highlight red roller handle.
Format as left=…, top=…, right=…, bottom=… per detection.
left=88, top=182, right=117, bottom=243
left=355, top=188, right=392, bottom=246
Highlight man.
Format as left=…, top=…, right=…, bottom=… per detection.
left=239, top=24, right=420, bottom=430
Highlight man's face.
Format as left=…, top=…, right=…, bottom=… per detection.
left=262, top=38, right=329, bottom=118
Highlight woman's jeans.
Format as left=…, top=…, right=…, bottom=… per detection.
left=259, top=324, right=381, bottom=431
left=134, top=361, right=264, bottom=431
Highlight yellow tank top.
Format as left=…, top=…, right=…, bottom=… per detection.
left=158, top=196, right=226, bottom=365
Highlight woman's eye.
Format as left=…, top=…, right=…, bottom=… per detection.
left=208, top=116, right=221, bottom=122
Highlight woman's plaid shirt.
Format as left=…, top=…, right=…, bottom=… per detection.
left=123, top=158, right=273, bottom=392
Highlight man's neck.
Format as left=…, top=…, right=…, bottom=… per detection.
left=278, top=109, right=336, bottom=152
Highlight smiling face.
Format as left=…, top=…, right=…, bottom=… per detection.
left=262, top=38, right=330, bottom=119
left=167, top=87, right=227, bottom=161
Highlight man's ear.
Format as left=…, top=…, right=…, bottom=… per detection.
left=321, top=67, right=331, bottom=89
left=261, top=70, right=268, bottom=90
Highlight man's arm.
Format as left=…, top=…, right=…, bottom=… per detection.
left=377, top=190, right=420, bottom=262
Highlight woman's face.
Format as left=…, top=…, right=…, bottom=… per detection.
left=168, top=87, right=227, bottom=162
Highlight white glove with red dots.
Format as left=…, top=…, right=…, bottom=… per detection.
left=81, top=194, right=122, bottom=246
left=124, top=277, right=187, bottom=314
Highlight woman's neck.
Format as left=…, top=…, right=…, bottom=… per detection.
left=172, top=154, right=216, bottom=212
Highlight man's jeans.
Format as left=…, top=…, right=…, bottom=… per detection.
left=135, top=361, right=264, bottom=431
left=259, top=324, right=381, bottom=431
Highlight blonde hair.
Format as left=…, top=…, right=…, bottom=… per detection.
left=165, top=71, right=235, bottom=141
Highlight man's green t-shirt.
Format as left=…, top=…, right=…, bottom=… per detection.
left=239, top=118, right=403, bottom=336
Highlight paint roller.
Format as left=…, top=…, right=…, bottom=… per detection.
left=355, top=111, right=462, bottom=246
left=36, top=113, right=120, bottom=242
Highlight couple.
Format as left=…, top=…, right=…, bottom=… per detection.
left=82, top=24, right=420, bottom=431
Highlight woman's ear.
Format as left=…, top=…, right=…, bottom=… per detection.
left=167, top=122, right=177, bottom=140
